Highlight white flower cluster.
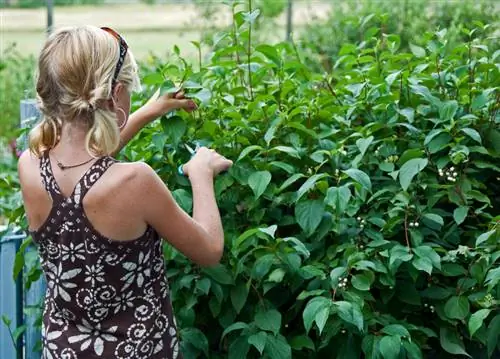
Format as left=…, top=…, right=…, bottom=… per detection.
left=409, top=221, right=420, bottom=228
left=438, top=166, right=458, bottom=182
left=357, top=216, right=366, bottom=229
left=338, top=276, right=348, bottom=289
left=424, top=303, right=435, bottom=313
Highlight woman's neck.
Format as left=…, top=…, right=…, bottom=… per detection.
left=52, top=122, right=94, bottom=160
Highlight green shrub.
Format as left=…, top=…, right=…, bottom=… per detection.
left=0, top=45, right=36, bottom=141
left=121, top=7, right=500, bottom=358
left=5, top=3, right=500, bottom=359
left=300, top=0, right=499, bottom=72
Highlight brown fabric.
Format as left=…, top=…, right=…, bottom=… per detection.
left=30, top=152, right=181, bottom=359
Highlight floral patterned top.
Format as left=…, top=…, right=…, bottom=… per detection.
left=30, top=152, right=181, bottom=359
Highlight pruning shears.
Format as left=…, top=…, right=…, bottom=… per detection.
left=178, top=142, right=200, bottom=176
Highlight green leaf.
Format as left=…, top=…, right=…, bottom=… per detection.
left=468, top=309, right=491, bottom=337
left=412, top=257, right=433, bottom=275
left=195, top=278, right=211, bottom=295
left=381, top=324, right=410, bottom=338
left=255, top=309, right=282, bottom=335
left=356, top=136, right=374, bottom=157
left=238, top=145, right=263, bottom=161
left=289, top=335, right=315, bottom=351
left=485, top=266, right=500, bottom=289
left=268, top=268, right=286, bottom=283
left=248, top=332, right=267, bottom=355
left=351, top=273, right=372, bottom=291
left=453, top=206, right=469, bottom=225
left=335, top=301, right=364, bottom=332
left=386, top=71, right=402, bottom=87
left=296, top=174, right=328, bottom=201
left=248, top=171, right=272, bottom=199
left=476, top=229, right=495, bottom=246
left=343, top=169, right=372, bottom=192
left=231, top=282, right=249, bottom=314
left=423, top=213, right=444, bottom=227
left=163, top=116, right=187, bottom=146
left=252, top=254, right=275, bottom=279
left=444, top=296, right=470, bottom=320
left=413, top=245, right=441, bottom=270
left=181, top=328, right=209, bottom=357
left=221, top=322, right=249, bottom=341
left=325, top=185, right=351, bottom=213
left=228, top=335, right=250, bottom=359
left=152, top=133, right=167, bottom=153
left=202, top=265, right=234, bottom=285
left=315, top=306, right=330, bottom=335
left=256, top=44, right=281, bottom=65
left=471, top=93, right=488, bottom=111
left=379, top=335, right=402, bottom=359
left=12, top=324, right=26, bottom=342
left=303, top=297, right=330, bottom=333
left=13, top=237, right=32, bottom=280
left=409, top=43, right=426, bottom=58
left=277, top=173, right=305, bottom=193
left=461, top=128, right=482, bottom=144
left=440, top=327, right=471, bottom=357
left=487, top=315, right=500, bottom=357
left=439, top=100, right=459, bottom=122
left=403, top=341, right=423, bottom=359
left=172, top=189, right=193, bottom=213
left=264, top=334, right=292, bottom=359
left=295, top=200, right=325, bottom=235
left=399, top=158, right=428, bottom=191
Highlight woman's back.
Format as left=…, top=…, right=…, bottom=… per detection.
left=24, top=151, right=180, bottom=358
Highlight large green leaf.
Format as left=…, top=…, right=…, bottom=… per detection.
left=248, top=171, right=272, bottom=199
left=295, top=200, right=325, bottom=235
left=343, top=169, right=372, bottom=192
left=255, top=309, right=282, bottom=335
left=296, top=173, right=328, bottom=201
left=230, top=282, right=249, bottom=314
left=379, top=335, right=402, bottom=359
left=468, top=309, right=491, bottom=337
left=202, top=265, right=234, bottom=285
left=399, top=158, right=428, bottom=191
left=444, top=296, right=470, bottom=320
left=181, top=328, right=209, bottom=357
left=325, top=185, right=351, bottom=213
left=439, top=327, right=471, bottom=357
left=248, top=332, right=267, bottom=355
left=264, top=334, right=292, bottom=359
left=335, top=301, right=364, bottom=332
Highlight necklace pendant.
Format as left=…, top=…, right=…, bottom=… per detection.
left=57, top=162, right=66, bottom=170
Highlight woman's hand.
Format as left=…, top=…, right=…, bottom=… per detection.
left=182, top=147, right=233, bottom=179
left=152, top=90, right=197, bottom=117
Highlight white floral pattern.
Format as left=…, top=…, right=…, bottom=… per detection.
left=30, top=152, right=181, bottom=359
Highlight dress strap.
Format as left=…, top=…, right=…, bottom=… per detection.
left=39, top=151, right=64, bottom=200
left=72, top=156, right=117, bottom=205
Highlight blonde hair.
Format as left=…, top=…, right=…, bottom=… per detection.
left=29, top=25, right=141, bottom=157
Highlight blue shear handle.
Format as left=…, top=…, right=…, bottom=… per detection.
left=178, top=164, right=186, bottom=176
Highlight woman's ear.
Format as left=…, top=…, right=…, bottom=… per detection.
left=112, top=82, right=124, bottom=100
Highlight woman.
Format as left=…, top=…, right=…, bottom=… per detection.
left=18, top=25, right=233, bottom=358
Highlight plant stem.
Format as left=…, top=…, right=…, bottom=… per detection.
left=231, top=5, right=246, bottom=89
left=404, top=210, right=411, bottom=249
left=247, top=0, right=254, bottom=100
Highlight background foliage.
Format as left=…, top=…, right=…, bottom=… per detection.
left=1, top=0, right=499, bottom=358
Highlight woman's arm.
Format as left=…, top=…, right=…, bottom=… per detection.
left=113, top=91, right=196, bottom=156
